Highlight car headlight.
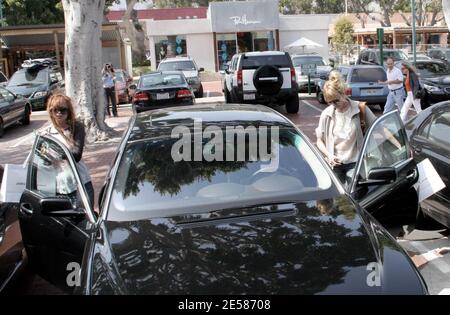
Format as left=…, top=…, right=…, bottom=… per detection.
left=33, top=91, right=48, bottom=98
left=423, top=84, right=441, bottom=92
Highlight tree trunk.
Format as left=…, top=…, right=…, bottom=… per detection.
left=119, top=0, right=147, bottom=64
left=443, top=0, right=450, bottom=30
left=62, top=0, right=115, bottom=143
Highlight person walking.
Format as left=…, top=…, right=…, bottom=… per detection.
left=316, top=71, right=377, bottom=185
left=378, top=57, right=405, bottom=114
left=46, top=94, right=94, bottom=208
left=102, top=63, right=118, bottom=117
left=399, top=62, right=422, bottom=122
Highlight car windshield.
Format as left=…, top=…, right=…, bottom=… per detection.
left=447, top=51, right=450, bottom=60
left=8, top=68, right=48, bottom=86
left=159, top=61, right=196, bottom=71
left=114, top=71, right=125, bottom=83
left=377, top=50, right=408, bottom=61
left=108, top=126, right=335, bottom=221
left=292, top=57, right=325, bottom=67
left=139, top=73, right=185, bottom=88
left=416, top=62, right=449, bottom=77
left=242, top=55, right=291, bottom=70
left=350, top=68, right=387, bottom=83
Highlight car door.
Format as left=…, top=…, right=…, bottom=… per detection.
left=410, top=107, right=450, bottom=222
left=18, top=134, right=97, bottom=292
left=349, top=110, right=419, bottom=225
left=0, top=88, right=22, bottom=121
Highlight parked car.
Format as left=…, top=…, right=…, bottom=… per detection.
left=17, top=104, right=427, bottom=294
left=0, top=72, right=8, bottom=87
left=357, top=49, right=408, bottom=67
left=316, top=65, right=388, bottom=110
left=0, top=86, right=32, bottom=137
left=114, top=69, right=134, bottom=104
left=6, top=60, right=64, bottom=111
left=291, top=54, right=332, bottom=92
left=413, top=60, right=450, bottom=108
left=405, top=101, right=450, bottom=228
left=427, top=48, right=450, bottom=67
left=222, top=51, right=299, bottom=113
left=132, top=71, right=194, bottom=113
left=408, top=53, right=431, bottom=61
left=157, top=56, right=204, bottom=98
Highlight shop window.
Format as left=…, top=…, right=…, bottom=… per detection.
left=217, top=33, right=237, bottom=71
left=155, top=35, right=187, bottom=65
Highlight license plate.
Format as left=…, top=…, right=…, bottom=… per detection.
left=363, top=89, right=378, bottom=95
left=157, top=93, right=170, bottom=100
left=243, top=93, right=255, bottom=100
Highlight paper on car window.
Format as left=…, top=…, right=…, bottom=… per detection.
left=414, top=158, right=445, bottom=203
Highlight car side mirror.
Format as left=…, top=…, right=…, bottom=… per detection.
left=358, top=167, right=397, bottom=186
left=199, top=67, right=205, bottom=72
left=129, top=84, right=137, bottom=90
left=40, top=196, right=85, bottom=218
left=219, top=70, right=226, bottom=75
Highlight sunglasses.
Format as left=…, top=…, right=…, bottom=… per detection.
left=52, top=107, right=68, bottom=114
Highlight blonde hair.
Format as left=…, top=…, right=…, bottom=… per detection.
left=323, top=70, right=346, bottom=103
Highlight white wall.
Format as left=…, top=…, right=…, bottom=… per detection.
left=145, top=19, right=211, bottom=36
left=186, top=33, right=215, bottom=72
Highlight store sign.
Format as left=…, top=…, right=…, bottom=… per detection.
left=210, top=0, right=279, bottom=32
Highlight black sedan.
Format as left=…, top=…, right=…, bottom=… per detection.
left=411, top=60, right=450, bottom=108
left=132, top=71, right=194, bottom=113
left=405, top=101, right=450, bottom=228
left=17, top=104, right=426, bottom=294
left=0, top=86, right=31, bottom=137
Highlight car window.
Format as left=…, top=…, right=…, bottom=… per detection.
left=139, top=73, right=185, bottom=88
left=108, top=127, right=336, bottom=221
left=241, top=55, right=291, bottom=70
left=427, top=111, right=450, bottom=147
left=377, top=50, right=408, bottom=61
left=0, top=88, right=14, bottom=102
left=8, top=68, right=48, bottom=86
left=114, top=72, right=125, bottom=83
left=158, top=61, right=196, bottom=71
left=0, top=72, right=7, bottom=83
left=415, top=62, right=448, bottom=77
left=446, top=51, right=450, bottom=60
left=29, top=137, right=81, bottom=207
left=350, top=68, right=386, bottom=83
left=361, top=52, right=368, bottom=62
left=292, top=57, right=325, bottom=67
left=357, top=113, right=408, bottom=181
left=338, top=67, right=349, bottom=80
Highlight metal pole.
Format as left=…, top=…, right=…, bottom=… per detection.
left=411, top=0, right=417, bottom=66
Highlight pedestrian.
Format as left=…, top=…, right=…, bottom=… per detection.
left=378, top=57, right=405, bottom=114
left=315, top=70, right=377, bottom=185
left=399, top=62, right=423, bottom=122
left=46, top=94, right=94, bottom=208
left=102, top=63, right=118, bottom=117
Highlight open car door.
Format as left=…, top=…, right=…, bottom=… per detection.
left=349, top=110, right=419, bottom=226
left=18, top=134, right=96, bottom=292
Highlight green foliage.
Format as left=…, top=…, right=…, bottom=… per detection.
left=332, top=16, right=354, bottom=55
left=3, top=0, right=64, bottom=26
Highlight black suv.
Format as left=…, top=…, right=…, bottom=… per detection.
left=356, top=49, right=408, bottom=67
left=427, top=48, right=450, bottom=67
left=6, top=59, right=65, bottom=110
left=222, top=51, right=299, bottom=113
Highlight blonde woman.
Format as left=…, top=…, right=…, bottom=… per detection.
left=315, top=71, right=377, bottom=184
left=399, top=62, right=422, bottom=122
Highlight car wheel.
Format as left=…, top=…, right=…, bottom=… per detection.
left=379, top=103, right=385, bottom=112
left=0, top=118, right=4, bottom=138
left=21, top=105, right=31, bottom=125
left=253, top=65, right=283, bottom=96
left=224, top=87, right=232, bottom=103
left=195, top=84, right=204, bottom=98
left=317, top=89, right=325, bottom=104
left=286, top=93, right=299, bottom=114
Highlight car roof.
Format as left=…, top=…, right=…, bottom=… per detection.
left=160, top=56, right=193, bottom=63
left=141, top=71, right=184, bottom=76
left=428, top=48, right=450, bottom=51
left=347, top=65, right=385, bottom=69
left=128, top=103, right=293, bottom=142
left=244, top=51, right=286, bottom=57
left=414, top=60, right=447, bottom=65
left=291, top=54, right=323, bottom=58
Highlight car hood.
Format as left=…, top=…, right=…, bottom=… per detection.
left=88, top=195, right=426, bottom=295
left=421, top=75, right=450, bottom=86
left=181, top=70, right=199, bottom=79
left=6, top=84, right=46, bottom=97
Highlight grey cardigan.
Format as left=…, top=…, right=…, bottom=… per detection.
left=315, top=99, right=377, bottom=160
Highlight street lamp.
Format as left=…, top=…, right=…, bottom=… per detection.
left=411, top=0, right=417, bottom=65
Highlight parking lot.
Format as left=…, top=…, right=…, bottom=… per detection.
left=1, top=86, right=449, bottom=294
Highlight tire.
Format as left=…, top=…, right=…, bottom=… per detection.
left=253, top=65, right=283, bottom=96
left=379, top=103, right=385, bottom=112
left=317, top=89, right=326, bottom=104
left=195, top=84, right=204, bottom=98
left=286, top=93, right=299, bottom=114
left=224, top=86, right=232, bottom=103
left=21, top=105, right=31, bottom=125
left=0, top=118, right=4, bottom=138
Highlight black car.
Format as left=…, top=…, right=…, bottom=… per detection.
left=414, top=60, right=450, bottom=108
left=132, top=71, right=194, bottom=113
left=357, top=49, right=409, bottom=67
left=16, top=104, right=427, bottom=294
left=6, top=62, right=64, bottom=111
left=427, top=48, right=450, bottom=67
left=405, top=101, right=450, bottom=228
left=0, top=86, right=32, bottom=137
